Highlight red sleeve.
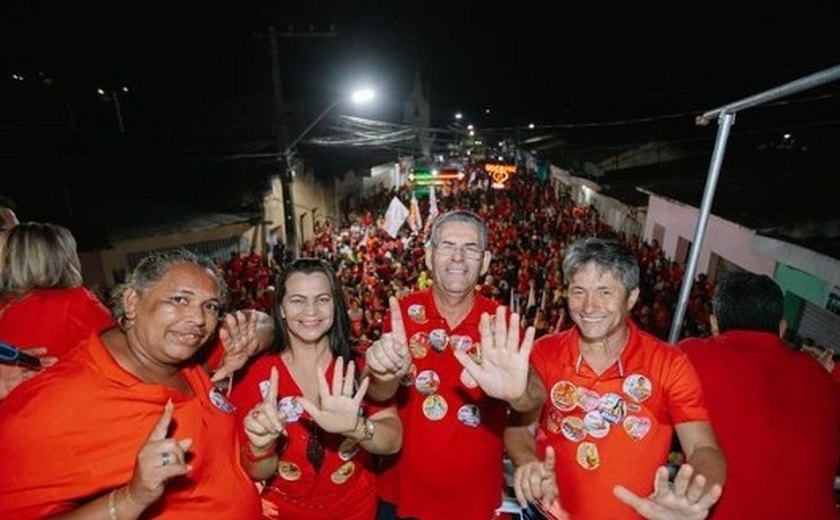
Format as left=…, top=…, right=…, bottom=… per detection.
left=663, top=350, right=710, bottom=424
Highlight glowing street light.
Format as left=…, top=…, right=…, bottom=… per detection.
left=281, top=87, right=376, bottom=253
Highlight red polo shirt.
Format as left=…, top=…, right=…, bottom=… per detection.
left=681, top=331, right=840, bottom=519
left=380, top=290, right=506, bottom=520
left=531, top=320, right=709, bottom=519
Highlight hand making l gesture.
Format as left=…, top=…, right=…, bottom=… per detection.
left=127, top=400, right=193, bottom=508
left=513, top=446, right=567, bottom=519
left=243, top=366, right=286, bottom=454
left=365, top=297, right=412, bottom=383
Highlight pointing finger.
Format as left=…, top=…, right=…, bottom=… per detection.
left=149, top=399, right=174, bottom=442
left=267, top=366, right=279, bottom=409
left=388, top=297, right=407, bottom=346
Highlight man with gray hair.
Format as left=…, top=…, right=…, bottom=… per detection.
left=506, top=237, right=726, bottom=519
left=366, top=209, right=544, bottom=520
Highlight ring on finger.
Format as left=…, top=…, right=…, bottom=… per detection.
left=161, top=452, right=173, bottom=467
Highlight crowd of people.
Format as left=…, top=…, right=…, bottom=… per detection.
left=0, top=169, right=838, bottom=520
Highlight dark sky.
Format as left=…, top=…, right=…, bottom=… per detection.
left=2, top=1, right=839, bottom=230
left=5, top=1, right=839, bottom=124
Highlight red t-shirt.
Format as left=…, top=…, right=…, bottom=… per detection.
left=380, top=290, right=507, bottom=520
left=230, top=353, right=382, bottom=520
left=531, top=320, right=710, bottom=519
left=0, top=333, right=261, bottom=519
left=0, top=287, right=115, bottom=358
left=681, top=331, right=840, bottom=520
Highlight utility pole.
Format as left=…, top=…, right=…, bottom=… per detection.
left=253, top=25, right=336, bottom=258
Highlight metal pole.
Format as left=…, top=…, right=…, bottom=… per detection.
left=668, top=111, right=735, bottom=344
left=112, top=90, right=125, bottom=133
left=696, top=65, right=840, bottom=125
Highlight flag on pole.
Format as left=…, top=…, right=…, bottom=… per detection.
left=408, top=193, right=423, bottom=233
left=383, top=196, right=409, bottom=238
left=428, top=185, right=439, bottom=222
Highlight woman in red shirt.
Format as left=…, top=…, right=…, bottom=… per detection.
left=232, top=258, right=402, bottom=520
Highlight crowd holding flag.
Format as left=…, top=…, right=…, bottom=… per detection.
left=407, top=193, right=423, bottom=233
left=383, top=196, right=409, bottom=238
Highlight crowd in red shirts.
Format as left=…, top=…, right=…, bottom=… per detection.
left=220, top=169, right=715, bottom=351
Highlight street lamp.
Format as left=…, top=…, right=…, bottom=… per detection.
left=280, top=87, right=375, bottom=255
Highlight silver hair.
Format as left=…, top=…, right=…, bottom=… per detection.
left=562, top=237, right=639, bottom=292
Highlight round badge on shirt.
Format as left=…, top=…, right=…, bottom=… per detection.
left=409, top=332, right=431, bottom=358
left=422, top=394, right=448, bottom=421
left=583, top=410, right=610, bottom=438
left=331, top=461, right=355, bottom=484
left=560, top=415, right=586, bottom=442
left=415, top=369, right=441, bottom=395
left=576, top=387, right=600, bottom=412
left=597, top=393, right=626, bottom=424
left=277, top=396, right=304, bottom=423
left=209, top=388, right=236, bottom=414
left=407, top=304, right=427, bottom=324
left=429, top=328, right=449, bottom=352
left=576, top=442, right=600, bottom=470
left=550, top=381, right=578, bottom=411
left=457, top=404, right=481, bottom=428
left=278, top=461, right=302, bottom=481
left=622, top=374, right=653, bottom=403
left=623, top=415, right=652, bottom=440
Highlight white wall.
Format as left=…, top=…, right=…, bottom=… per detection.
left=643, top=194, right=775, bottom=276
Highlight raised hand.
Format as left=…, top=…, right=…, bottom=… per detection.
left=453, top=306, right=535, bottom=403
left=298, top=357, right=370, bottom=434
left=613, top=464, right=723, bottom=520
left=243, top=366, right=286, bottom=453
left=365, top=297, right=411, bottom=382
left=212, top=310, right=260, bottom=383
left=127, top=400, right=193, bottom=508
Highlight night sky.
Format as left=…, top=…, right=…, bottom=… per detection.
left=2, top=1, right=839, bottom=228
left=6, top=2, right=839, bottom=120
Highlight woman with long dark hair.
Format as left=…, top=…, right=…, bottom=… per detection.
left=232, top=258, right=402, bottom=520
